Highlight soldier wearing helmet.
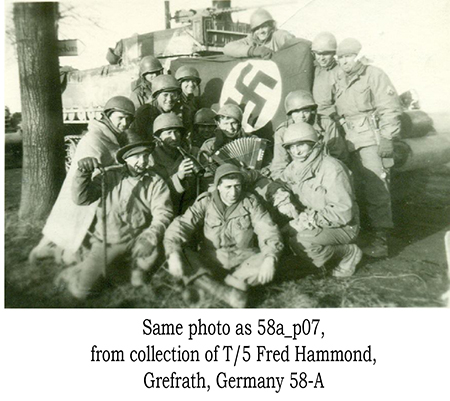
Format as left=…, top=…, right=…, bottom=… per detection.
left=334, top=38, right=402, bottom=258
left=190, top=108, right=216, bottom=151
left=311, top=32, right=349, bottom=164
left=30, top=96, right=137, bottom=266
left=270, top=90, right=319, bottom=179
left=175, top=65, right=202, bottom=133
left=164, top=163, right=284, bottom=308
left=131, top=74, right=184, bottom=140
left=130, top=56, right=164, bottom=108
left=198, top=103, right=253, bottom=161
left=150, top=112, right=198, bottom=214
left=223, top=8, right=296, bottom=59
left=276, top=122, right=362, bottom=277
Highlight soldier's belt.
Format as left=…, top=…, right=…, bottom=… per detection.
left=343, top=114, right=375, bottom=134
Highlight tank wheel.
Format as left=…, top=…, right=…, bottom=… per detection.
left=64, top=135, right=82, bottom=172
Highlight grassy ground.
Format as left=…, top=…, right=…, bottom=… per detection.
left=4, top=166, right=450, bottom=308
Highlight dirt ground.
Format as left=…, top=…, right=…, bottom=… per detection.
left=4, top=163, right=450, bottom=308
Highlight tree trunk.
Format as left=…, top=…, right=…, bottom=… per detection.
left=14, top=2, right=65, bottom=224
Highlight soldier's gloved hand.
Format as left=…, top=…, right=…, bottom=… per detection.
left=377, top=137, right=394, bottom=158
left=273, top=189, right=299, bottom=220
left=167, top=251, right=184, bottom=278
left=249, top=46, right=273, bottom=60
left=177, top=158, right=195, bottom=180
left=258, top=256, right=276, bottom=284
left=77, top=157, right=101, bottom=173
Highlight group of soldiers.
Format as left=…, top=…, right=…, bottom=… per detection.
left=29, top=8, right=403, bottom=308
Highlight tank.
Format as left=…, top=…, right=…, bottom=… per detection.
left=60, top=1, right=450, bottom=172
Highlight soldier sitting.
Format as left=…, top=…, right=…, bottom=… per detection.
left=175, top=66, right=202, bottom=133
left=131, top=74, right=183, bottom=140
left=56, top=141, right=173, bottom=299
left=189, top=107, right=217, bottom=153
left=150, top=112, right=201, bottom=215
left=276, top=122, right=362, bottom=277
left=130, top=56, right=164, bottom=108
left=223, top=8, right=295, bottom=59
left=164, top=163, right=284, bottom=308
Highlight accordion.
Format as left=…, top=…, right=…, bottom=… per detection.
left=212, top=137, right=268, bottom=170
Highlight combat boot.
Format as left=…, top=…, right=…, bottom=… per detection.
left=362, top=230, right=389, bottom=258
left=332, top=244, right=363, bottom=278
left=193, top=274, right=247, bottom=308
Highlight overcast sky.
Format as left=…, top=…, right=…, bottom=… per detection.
left=3, top=0, right=450, bottom=112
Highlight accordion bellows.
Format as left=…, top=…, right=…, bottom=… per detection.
left=212, top=137, right=267, bottom=170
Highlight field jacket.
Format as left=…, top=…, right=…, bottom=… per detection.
left=334, top=62, right=402, bottom=150
left=313, top=60, right=339, bottom=117
left=42, top=119, right=125, bottom=253
left=72, top=166, right=173, bottom=245
left=130, top=77, right=153, bottom=109
left=280, top=146, right=359, bottom=229
left=223, top=29, right=296, bottom=58
left=164, top=190, right=284, bottom=264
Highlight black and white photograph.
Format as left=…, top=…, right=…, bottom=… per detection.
left=3, top=0, right=450, bottom=309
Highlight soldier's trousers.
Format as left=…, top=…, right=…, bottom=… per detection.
left=288, top=224, right=359, bottom=268
left=182, top=247, right=266, bottom=291
left=350, top=145, right=393, bottom=230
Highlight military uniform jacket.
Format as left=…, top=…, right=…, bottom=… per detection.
left=334, top=62, right=402, bottom=150
left=280, top=146, right=359, bottom=229
left=130, top=77, right=153, bottom=109
left=313, top=60, right=339, bottom=117
left=223, top=29, right=296, bottom=58
left=72, top=166, right=173, bottom=245
left=164, top=190, right=284, bottom=260
left=42, top=119, right=125, bottom=253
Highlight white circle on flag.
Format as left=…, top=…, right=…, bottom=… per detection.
left=220, top=60, right=282, bottom=132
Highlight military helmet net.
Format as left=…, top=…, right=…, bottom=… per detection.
left=282, top=122, right=319, bottom=147
left=284, top=90, right=317, bottom=115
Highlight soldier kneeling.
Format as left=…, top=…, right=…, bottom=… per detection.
left=163, top=164, right=284, bottom=308
left=56, top=141, right=173, bottom=299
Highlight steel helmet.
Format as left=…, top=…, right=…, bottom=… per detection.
left=284, top=90, right=317, bottom=115
left=139, top=56, right=163, bottom=76
left=337, top=38, right=362, bottom=56
left=312, top=32, right=337, bottom=52
left=215, top=104, right=243, bottom=123
left=151, top=75, right=181, bottom=99
left=282, top=122, right=319, bottom=148
left=250, top=8, right=274, bottom=31
left=194, top=108, right=216, bottom=126
left=153, top=112, right=185, bottom=136
left=103, top=96, right=135, bottom=116
left=175, top=65, right=201, bottom=84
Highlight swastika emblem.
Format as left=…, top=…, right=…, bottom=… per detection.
left=220, top=60, right=282, bottom=133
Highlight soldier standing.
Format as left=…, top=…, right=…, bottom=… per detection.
left=130, top=56, right=164, bottom=108
left=312, top=31, right=349, bottom=163
left=175, top=66, right=202, bottom=133
left=223, top=8, right=295, bottom=59
left=334, top=38, right=403, bottom=257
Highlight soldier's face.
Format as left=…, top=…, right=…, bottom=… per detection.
left=288, top=141, right=314, bottom=161
left=291, top=108, right=313, bottom=124
left=197, top=125, right=215, bottom=140
left=108, top=111, right=133, bottom=132
left=338, top=54, right=358, bottom=73
left=181, top=79, right=198, bottom=96
left=254, top=22, right=273, bottom=42
left=217, top=116, right=240, bottom=138
left=217, top=178, right=243, bottom=206
left=144, top=71, right=161, bottom=83
left=314, top=51, right=336, bottom=68
left=124, top=151, right=151, bottom=176
left=159, top=128, right=182, bottom=148
left=157, top=91, right=179, bottom=112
